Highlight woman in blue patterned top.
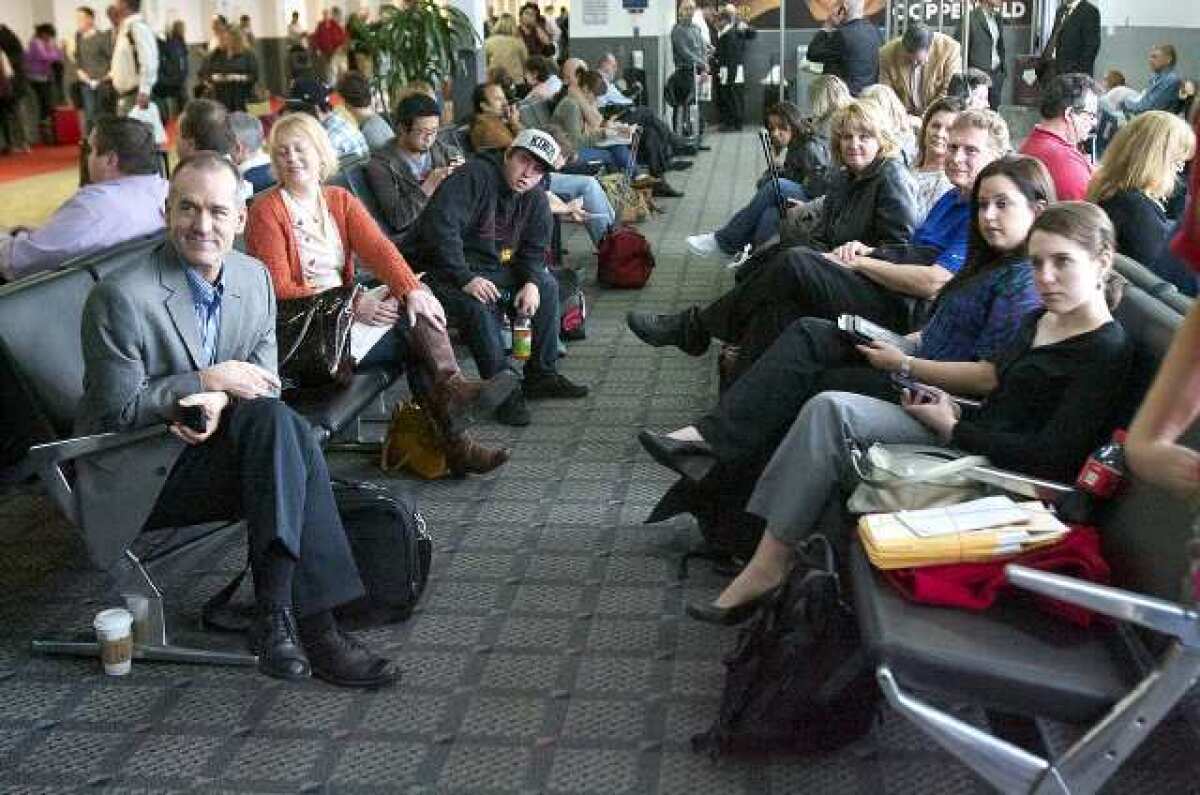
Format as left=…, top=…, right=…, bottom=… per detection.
left=637, top=155, right=1052, bottom=496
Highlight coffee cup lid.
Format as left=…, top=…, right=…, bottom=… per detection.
left=93, top=607, right=133, bottom=632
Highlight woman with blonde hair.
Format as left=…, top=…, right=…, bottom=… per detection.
left=484, top=13, right=528, bottom=86
left=687, top=99, right=917, bottom=263
left=244, top=113, right=517, bottom=476
left=860, top=83, right=917, bottom=164
left=199, top=25, right=259, bottom=112
left=1088, top=110, right=1196, bottom=266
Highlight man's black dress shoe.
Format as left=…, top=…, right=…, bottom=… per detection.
left=652, top=180, right=684, bottom=198
left=300, top=623, right=400, bottom=688
left=496, top=390, right=532, bottom=426
left=249, top=606, right=310, bottom=681
left=626, top=308, right=709, bottom=355
left=686, top=590, right=776, bottom=626
left=637, top=430, right=716, bottom=482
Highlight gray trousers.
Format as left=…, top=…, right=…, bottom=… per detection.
left=746, top=391, right=942, bottom=545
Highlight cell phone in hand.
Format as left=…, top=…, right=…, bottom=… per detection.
left=890, top=373, right=941, bottom=404
left=173, top=403, right=207, bottom=433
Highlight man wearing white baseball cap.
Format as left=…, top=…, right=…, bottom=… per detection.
left=402, top=128, right=589, bottom=426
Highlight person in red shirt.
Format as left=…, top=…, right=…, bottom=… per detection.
left=311, top=8, right=346, bottom=83
left=1018, top=72, right=1098, bottom=200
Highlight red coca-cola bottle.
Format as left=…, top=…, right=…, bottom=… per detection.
left=1075, top=430, right=1127, bottom=499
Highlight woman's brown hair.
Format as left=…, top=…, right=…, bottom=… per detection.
left=1030, top=201, right=1127, bottom=309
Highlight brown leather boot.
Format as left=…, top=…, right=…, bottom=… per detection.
left=444, top=431, right=510, bottom=476
left=429, top=371, right=519, bottom=437
left=408, top=317, right=518, bottom=436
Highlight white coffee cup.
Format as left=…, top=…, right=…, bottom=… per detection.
left=93, top=608, right=134, bottom=676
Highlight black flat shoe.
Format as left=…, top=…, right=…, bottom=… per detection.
left=637, top=430, right=716, bottom=482
left=686, top=590, right=775, bottom=626
left=249, top=605, right=311, bottom=681
left=669, top=160, right=693, bottom=171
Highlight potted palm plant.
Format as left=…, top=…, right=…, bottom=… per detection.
left=350, top=1, right=479, bottom=113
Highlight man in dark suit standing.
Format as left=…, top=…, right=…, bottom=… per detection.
left=1040, top=0, right=1101, bottom=79
left=964, top=0, right=1006, bottom=108
left=77, top=152, right=398, bottom=689
left=714, top=7, right=747, bottom=130
left=807, top=0, right=883, bottom=97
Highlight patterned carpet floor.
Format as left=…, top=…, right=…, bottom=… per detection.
left=0, top=129, right=1196, bottom=793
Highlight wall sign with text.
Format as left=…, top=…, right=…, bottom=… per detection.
left=744, top=0, right=1029, bottom=29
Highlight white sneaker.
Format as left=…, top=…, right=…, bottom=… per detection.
left=726, top=244, right=753, bottom=270
left=686, top=233, right=722, bottom=259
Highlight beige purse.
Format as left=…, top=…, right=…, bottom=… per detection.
left=846, top=442, right=990, bottom=514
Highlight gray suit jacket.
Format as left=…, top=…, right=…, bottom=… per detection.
left=74, top=240, right=277, bottom=569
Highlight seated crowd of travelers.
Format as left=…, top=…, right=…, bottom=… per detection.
left=1, top=20, right=1197, bottom=706
left=624, top=66, right=1196, bottom=625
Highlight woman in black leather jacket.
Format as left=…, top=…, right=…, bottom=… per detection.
left=780, top=99, right=919, bottom=250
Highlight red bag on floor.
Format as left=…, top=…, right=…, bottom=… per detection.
left=53, top=106, right=81, bottom=146
left=884, top=526, right=1110, bottom=627
left=597, top=225, right=655, bottom=288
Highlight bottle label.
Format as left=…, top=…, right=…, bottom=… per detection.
left=1076, top=459, right=1122, bottom=499
left=512, top=327, right=532, bottom=360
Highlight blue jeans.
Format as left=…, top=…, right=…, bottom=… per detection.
left=579, top=144, right=634, bottom=175
left=549, top=172, right=615, bottom=244
left=427, top=267, right=561, bottom=380
left=715, top=178, right=807, bottom=254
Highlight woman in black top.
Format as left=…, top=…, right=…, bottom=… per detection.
left=198, top=26, right=258, bottom=112
left=1088, top=110, right=1194, bottom=267
left=687, top=99, right=918, bottom=264
left=687, top=202, right=1133, bottom=625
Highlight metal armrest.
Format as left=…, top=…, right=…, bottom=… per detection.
left=24, top=425, right=169, bottom=526
left=966, top=465, right=1074, bottom=501
left=25, top=425, right=169, bottom=467
left=1006, top=565, right=1200, bottom=645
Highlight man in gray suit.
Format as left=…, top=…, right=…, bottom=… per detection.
left=77, top=152, right=397, bottom=689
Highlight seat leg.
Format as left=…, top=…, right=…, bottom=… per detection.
left=30, top=550, right=258, bottom=668
left=1046, top=642, right=1200, bottom=794
left=877, top=666, right=1055, bottom=794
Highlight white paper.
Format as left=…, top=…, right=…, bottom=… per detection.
left=897, top=496, right=1037, bottom=538
left=349, top=286, right=394, bottom=363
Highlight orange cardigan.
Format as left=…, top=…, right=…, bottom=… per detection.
left=244, top=185, right=422, bottom=301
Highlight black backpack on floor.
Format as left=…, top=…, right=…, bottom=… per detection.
left=332, top=479, right=432, bottom=628
left=691, top=535, right=880, bottom=757
left=202, top=478, right=431, bottom=631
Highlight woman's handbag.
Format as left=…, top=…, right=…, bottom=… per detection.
left=846, top=439, right=990, bottom=514
left=379, top=400, right=451, bottom=480
left=276, top=284, right=359, bottom=390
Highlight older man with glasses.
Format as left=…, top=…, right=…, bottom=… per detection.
left=1018, top=72, right=1099, bottom=200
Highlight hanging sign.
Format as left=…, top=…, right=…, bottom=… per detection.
left=890, top=1, right=1031, bottom=25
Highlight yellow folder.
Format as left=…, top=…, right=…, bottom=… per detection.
left=857, top=501, right=1069, bottom=570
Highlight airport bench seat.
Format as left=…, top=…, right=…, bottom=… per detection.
left=0, top=235, right=399, bottom=668
left=849, top=282, right=1200, bottom=793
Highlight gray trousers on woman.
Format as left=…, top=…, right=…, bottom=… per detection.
left=746, top=391, right=943, bottom=545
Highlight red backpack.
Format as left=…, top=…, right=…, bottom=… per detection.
left=597, top=225, right=655, bottom=288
